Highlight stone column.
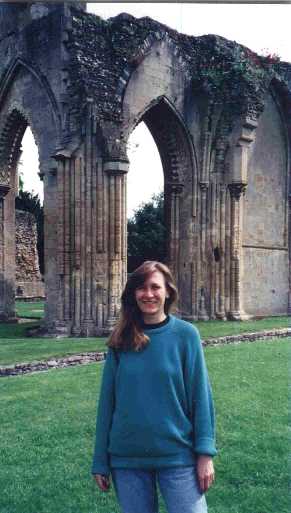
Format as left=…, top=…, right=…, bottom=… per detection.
left=0, top=191, right=4, bottom=317
left=0, top=183, right=16, bottom=321
left=71, top=155, right=82, bottom=336
left=167, top=181, right=183, bottom=279
left=227, top=117, right=257, bottom=320
left=81, top=106, right=96, bottom=336
left=288, top=193, right=291, bottom=315
left=53, top=155, right=72, bottom=335
left=104, top=159, right=129, bottom=330
left=42, top=164, right=59, bottom=334
left=198, top=181, right=209, bottom=320
left=216, top=184, right=227, bottom=319
left=228, top=183, right=247, bottom=320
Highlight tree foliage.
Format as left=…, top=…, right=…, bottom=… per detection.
left=127, top=192, right=166, bottom=272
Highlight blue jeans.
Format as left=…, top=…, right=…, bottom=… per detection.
left=111, top=466, right=208, bottom=513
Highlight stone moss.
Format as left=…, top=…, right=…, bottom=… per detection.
left=65, top=8, right=291, bottom=124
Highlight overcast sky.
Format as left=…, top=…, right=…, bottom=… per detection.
left=22, top=2, right=291, bottom=217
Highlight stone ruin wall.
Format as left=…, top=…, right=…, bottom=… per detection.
left=0, top=3, right=290, bottom=333
left=15, top=210, right=44, bottom=299
left=242, top=93, right=289, bottom=316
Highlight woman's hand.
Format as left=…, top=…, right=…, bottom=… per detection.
left=196, top=454, right=215, bottom=493
left=93, top=473, right=111, bottom=492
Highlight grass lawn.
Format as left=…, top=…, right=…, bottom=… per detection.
left=0, top=324, right=107, bottom=367
left=196, top=315, right=289, bottom=338
left=15, top=300, right=45, bottom=319
left=0, top=338, right=289, bottom=513
left=0, top=303, right=289, bottom=367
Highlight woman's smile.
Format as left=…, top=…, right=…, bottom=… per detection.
left=135, top=270, right=169, bottom=323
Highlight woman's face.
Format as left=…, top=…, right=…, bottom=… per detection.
left=135, top=270, right=169, bottom=324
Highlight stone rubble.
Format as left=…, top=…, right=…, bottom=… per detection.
left=201, top=328, right=291, bottom=346
left=0, top=351, right=107, bottom=377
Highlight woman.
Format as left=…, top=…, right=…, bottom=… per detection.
left=92, top=261, right=217, bottom=513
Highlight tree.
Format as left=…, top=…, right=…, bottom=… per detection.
left=127, top=192, right=166, bottom=272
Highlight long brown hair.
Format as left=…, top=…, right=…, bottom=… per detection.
left=107, top=261, right=178, bottom=352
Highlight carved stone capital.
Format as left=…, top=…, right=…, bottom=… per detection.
left=238, top=117, right=258, bottom=146
left=228, top=183, right=247, bottom=201
left=53, top=150, right=73, bottom=161
left=105, top=134, right=128, bottom=163
left=167, top=181, right=184, bottom=195
left=103, top=159, right=129, bottom=175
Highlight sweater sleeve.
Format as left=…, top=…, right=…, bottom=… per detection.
left=186, top=327, right=217, bottom=457
left=91, top=348, right=117, bottom=476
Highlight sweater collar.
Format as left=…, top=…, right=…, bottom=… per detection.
left=142, top=314, right=175, bottom=335
left=140, top=315, right=170, bottom=330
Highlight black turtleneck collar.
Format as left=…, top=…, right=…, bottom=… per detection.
left=140, top=315, right=170, bottom=330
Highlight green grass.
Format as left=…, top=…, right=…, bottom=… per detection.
left=205, top=338, right=290, bottom=513
left=0, top=338, right=289, bottom=513
left=195, top=316, right=289, bottom=339
left=0, top=329, right=107, bottom=367
left=0, top=304, right=288, bottom=366
left=15, top=300, right=45, bottom=319
left=0, top=320, right=40, bottom=339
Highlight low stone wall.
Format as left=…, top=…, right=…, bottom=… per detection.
left=0, top=352, right=107, bottom=376
left=1, top=328, right=290, bottom=377
left=201, top=328, right=291, bottom=346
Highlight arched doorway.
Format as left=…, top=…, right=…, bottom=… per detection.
left=121, top=97, right=198, bottom=321
left=127, top=121, right=165, bottom=272
left=15, top=126, right=44, bottom=302
left=0, top=98, right=59, bottom=329
left=0, top=109, right=29, bottom=319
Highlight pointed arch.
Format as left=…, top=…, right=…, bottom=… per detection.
left=115, top=31, right=192, bottom=108
left=122, top=95, right=199, bottom=318
left=0, top=108, right=28, bottom=184
left=0, top=57, right=61, bottom=134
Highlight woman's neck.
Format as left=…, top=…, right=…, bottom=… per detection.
left=141, top=315, right=170, bottom=329
left=142, top=313, right=167, bottom=325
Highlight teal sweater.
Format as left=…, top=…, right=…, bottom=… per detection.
left=91, top=315, right=217, bottom=476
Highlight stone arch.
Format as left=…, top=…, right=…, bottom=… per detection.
left=0, top=109, right=27, bottom=184
left=0, top=106, right=44, bottom=320
left=0, top=58, right=61, bottom=326
left=115, top=28, right=192, bottom=108
left=0, top=3, right=290, bottom=334
left=125, top=96, right=199, bottom=318
left=0, top=57, right=61, bottom=132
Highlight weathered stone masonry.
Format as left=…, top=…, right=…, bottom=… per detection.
left=15, top=209, right=44, bottom=299
left=0, top=2, right=290, bottom=335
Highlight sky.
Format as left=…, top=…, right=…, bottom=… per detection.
left=21, top=2, right=291, bottom=217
